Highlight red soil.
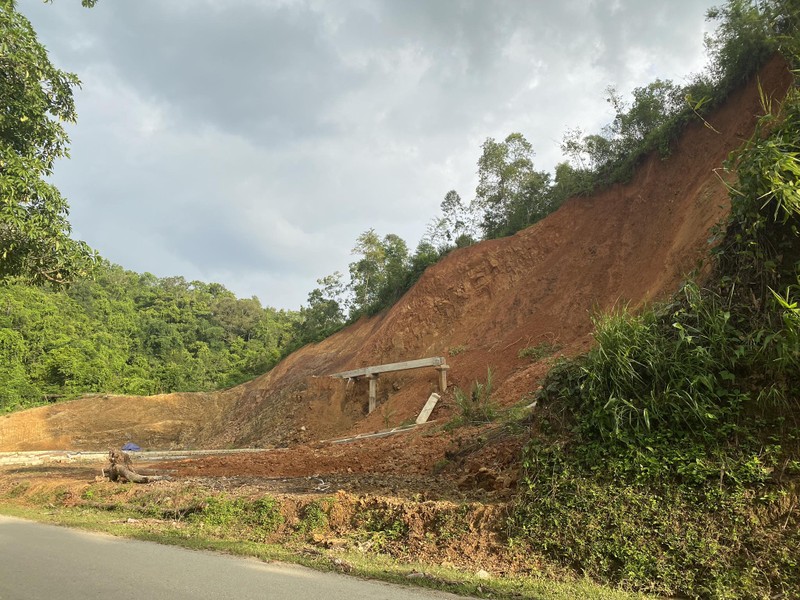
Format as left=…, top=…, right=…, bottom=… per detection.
left=0, top=56, right=793, bottom=490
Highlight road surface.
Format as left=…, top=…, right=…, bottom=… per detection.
left=0, top=516, right=473, bottom=600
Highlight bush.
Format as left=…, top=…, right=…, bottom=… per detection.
left=193, top=495, right=284, bottom=537
left=511, top=440, right=799, bottom=598
left=453, top=369, right=497, bottom=424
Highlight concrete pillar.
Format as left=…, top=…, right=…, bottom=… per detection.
left=435, top=365, right=450, bottom=392
left=367, top=374, right=379, bottom=413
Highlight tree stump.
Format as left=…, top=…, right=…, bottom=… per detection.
left=103, top=449, right=168, bottom=484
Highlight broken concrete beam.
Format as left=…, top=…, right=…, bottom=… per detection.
left=416, top=393, right=441, bottom=425
left=435, top=364, right=450, bottom=392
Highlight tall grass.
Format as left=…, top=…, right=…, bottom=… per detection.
left=578, top=285, right=746, bottom=440
left=453, top=369, right=497, bottom=424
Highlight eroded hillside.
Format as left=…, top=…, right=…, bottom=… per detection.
left=0, top=56, right=793, bottom=453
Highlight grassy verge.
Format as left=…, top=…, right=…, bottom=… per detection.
left=0, top=492, right=651, bottom=600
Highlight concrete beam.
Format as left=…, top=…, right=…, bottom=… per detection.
left=415, top=393, right=440, bottom=425
left=330, top=357, right=446, bottom=379
left=435, top=364, right=450, bottom=392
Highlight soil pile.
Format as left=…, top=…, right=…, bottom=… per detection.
left=0, top=56, right=793, bottom=456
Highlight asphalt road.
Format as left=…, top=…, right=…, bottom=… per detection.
left=0, top=516, right=472, bottom=600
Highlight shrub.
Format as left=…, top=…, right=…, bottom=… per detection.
left=453, top=369, right=497, bottom=424
left=517, top=341, right=561, bottom=361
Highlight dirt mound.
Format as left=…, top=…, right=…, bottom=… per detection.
left=0, top=392, right=234, bottom=451
left=0, top=55, right=793, bottom=454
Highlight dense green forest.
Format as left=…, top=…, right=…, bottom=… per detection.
left=0, top=0, right=796, bottom=413
left=0, top=263, right=299, bottom=408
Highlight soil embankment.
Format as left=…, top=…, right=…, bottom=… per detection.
left=0, top=56, right=793, bottom=459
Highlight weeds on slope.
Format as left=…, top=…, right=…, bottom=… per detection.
left=510, top=62, right=800, bottom=599
left=451, top=368, right=498, bottom=426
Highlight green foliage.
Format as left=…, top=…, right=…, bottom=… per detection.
left=518, top=341, right=561, bottom=361
left=0, top=2, right=95, bottom=285
left=358, top=507, right=409, bottom=550
left=426, top=190, right=478, bottom=251
left=291, top=272, right=347, bottom=348
left=511, top=440, right=799, bottom=598
left=473, top=133, right=555, bottom=239
left=718, top=81, right=800, bottom=304
left=295, top=228, right=452, bottom=343
left=406, top=240, right=445, bottom=283
left=298, top=499, right=332, bottom=533
left=705, top=0, right=798, bottom=94
left=560, top=79, right=697, bottom=191
left=452, top=368, right=497, bottom=425
left=431, top=504, right=472, bottom=542
left=576, top=287, right=750, bottom=441
left=0, top=327, right=42, bottom=408
left=345, top=229, right=413, bottom=318
left=513, top=46, right=800, bottom=599
left=0, top=261, right=299, bottom=410
left=554, top=1, right=798, bottom=199
left=545, top=83, right=800, bottom=447
left=193, top=495, right=284, bottom=537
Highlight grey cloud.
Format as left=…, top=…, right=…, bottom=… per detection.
left=19, top=0, right=720, bottom=309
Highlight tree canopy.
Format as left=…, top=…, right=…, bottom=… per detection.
left=0, top=261, right=299, bottom=411
left=473, top=133, right=554, bottom=239
left=0, top=1, right=95, bottom=284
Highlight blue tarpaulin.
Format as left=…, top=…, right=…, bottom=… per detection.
left=122, top=442, right=141, bottom=451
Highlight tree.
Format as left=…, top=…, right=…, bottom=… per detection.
left=0, top=327, right=41, bottom=409
left=606, top=80, right=683, bottom=156
left=0, top=1, right=95, bottom=284
left=380, top=233, right=411, bottom=306
left=441, top=189, right=476, bottom=245
left=550, top=161, right=593, bottom=205
left=408, top=240, right=442, bottom=281
left=348, top=229, right=385, bottom=315
left=473, top=133, right=552, bottom=239
left=705, top=0, right=791, bottom=94
left=348, top=229, right=411, bottom=317
left=293, top=272, right=347, bottom=347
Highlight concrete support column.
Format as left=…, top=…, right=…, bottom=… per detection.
left=367, top=374, right=379, bottom=413
left=435, top=365, right=450, bottom=392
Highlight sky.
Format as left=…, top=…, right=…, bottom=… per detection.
left=20, top=0, right=720, bottom=310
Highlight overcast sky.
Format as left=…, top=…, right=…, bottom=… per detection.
left=21, top=0, right=719, bottom=309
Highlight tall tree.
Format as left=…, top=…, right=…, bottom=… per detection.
left=0, top=1, right=95, bottom=284
left=293, top=272, right=347, bottom=347
left=435, top=190, right=476, bottom=248
left=348, top=229, right=410, bottom=317
left=473, top=133, right=552, bottom=239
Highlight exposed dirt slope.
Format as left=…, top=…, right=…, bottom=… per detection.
left=0, top=56, right=792, bottom=453
left=0, top=392, right=233, bottom=451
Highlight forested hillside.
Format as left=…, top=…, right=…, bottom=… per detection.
left=0, top=262, right=297, bottom=409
